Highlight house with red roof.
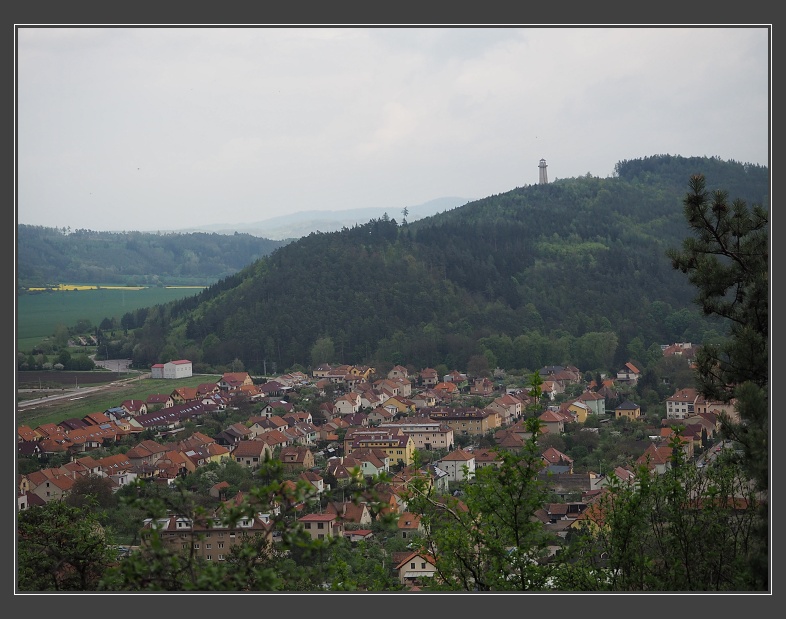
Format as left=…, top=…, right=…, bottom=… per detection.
left=326, top=500, right=373, bottom=526
left=280, top=446, right=315, bottom=473
left=538, top=408, right=571, bottom=434
left=145, top=393, right=173, bottom=409
left=232, top=439, right=274, bottom=470
left=636, top=443, right=674, bottom=475
left=542, top=447, right=574, bottom=474
left=343, top=529, right=374, bottom=543
left=616, top=362, right=641, bottom=385
left=396, top=551, right=438, bottom=587
left=121, top=399, right=147, bottom=416
left=387, top=365, right=409, bottom=380
left=298, top=513, right=343, bottom=541
left=577, top=389, right=606, bottom=416
left=217, top=371, right=254, bottom=391
left=419, top=367, right=439, bottom=387
left=397, top=512, right=424, bottom=540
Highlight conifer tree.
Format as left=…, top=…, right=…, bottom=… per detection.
left=667, top=173, right=769, bottom=589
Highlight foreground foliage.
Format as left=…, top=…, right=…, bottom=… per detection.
left=667, top=173, right=769, bottom=589
left=404, top=418, right=556, bottom=591
left=556, top=445, right=764, bottom=591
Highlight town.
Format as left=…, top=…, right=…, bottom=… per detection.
left=16, top=346, right=742, bottom=590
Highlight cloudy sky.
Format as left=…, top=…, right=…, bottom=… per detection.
left=16, top=26, right=770, bottom=233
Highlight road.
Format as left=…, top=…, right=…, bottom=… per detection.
left=17, top=359, right=147, bottom=410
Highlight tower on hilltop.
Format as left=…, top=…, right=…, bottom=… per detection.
left=538, top=159, right=548, bottom=185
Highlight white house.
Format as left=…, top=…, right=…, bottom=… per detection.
left=435, top=448, right=475, bottom=482
left=151, top=360, right=192, bottom=379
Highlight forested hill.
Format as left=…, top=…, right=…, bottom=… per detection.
left=110, top=155, right=770, bottom=375
left=16, top=227, right=290, bottom=289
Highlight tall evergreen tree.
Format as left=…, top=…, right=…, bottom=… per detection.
left=666, top=173, right=769, bottom=589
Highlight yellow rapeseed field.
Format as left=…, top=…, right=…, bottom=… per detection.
left=26, top=284, right=204, bottom=292
left=28, top=284, right=147, bottom=291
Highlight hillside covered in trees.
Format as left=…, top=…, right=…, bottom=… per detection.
left=68, top=155, right=769, bottom=377
left=16, top=227, right=291, bottom=289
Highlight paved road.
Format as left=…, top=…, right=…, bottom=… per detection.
left=17, top=384, right=109, bottom=408
left=17, top=360, right=147, bottom=410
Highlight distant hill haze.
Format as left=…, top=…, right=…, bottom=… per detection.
left=17, top=197, right=470, bottom=288
left=165, top=197, right=472, bottom=240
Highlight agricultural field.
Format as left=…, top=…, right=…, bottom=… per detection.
left=17, top=370, right=122, bottom=390
left=16, top=285, right=205, bottom=351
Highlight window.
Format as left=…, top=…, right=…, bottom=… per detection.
left=194, top=543, right=200, bottom=549
left=410, top=562, right=415, bottom=569
left=205, top=543, right=211, bottom=549
left=421, top=562, right=426, bottom=569
left=317, top=523, right=324, bottom=530
left=218, top=555, right=224, bottom=561
left=318, top=534, right=324, bottom=540
left=206, top=555, right=211, bottom=561
left=218, top=542, right=224, bottom=549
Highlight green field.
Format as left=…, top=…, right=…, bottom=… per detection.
left=16, top=286, right=205, bottom=351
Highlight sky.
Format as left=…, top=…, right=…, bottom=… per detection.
left=15, top=26, right=771, bottom=233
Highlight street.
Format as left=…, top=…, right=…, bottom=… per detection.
left=17, top=359, right=145, bottom=410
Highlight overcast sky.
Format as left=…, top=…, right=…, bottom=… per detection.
left=16, top=26, right=771, bottom=233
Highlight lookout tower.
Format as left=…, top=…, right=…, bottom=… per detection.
left=538, top=159, right=548, bottom=185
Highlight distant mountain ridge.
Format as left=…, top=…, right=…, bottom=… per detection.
left=165, top=197, right=472, bottom=240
